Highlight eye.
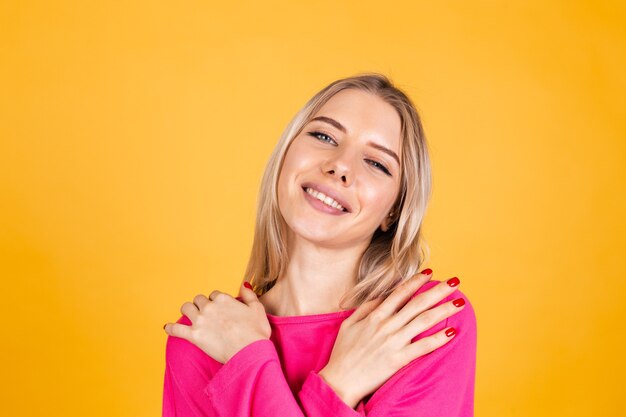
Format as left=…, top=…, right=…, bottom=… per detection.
left=366, top=159, right=392, bottom=176
left=308, top=131, right=393, bottom=177
left=308, top=131, right=337, bottom=144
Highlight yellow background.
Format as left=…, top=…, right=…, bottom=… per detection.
left=1, top=1, right=624, bottom=416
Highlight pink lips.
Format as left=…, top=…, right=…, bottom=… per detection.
left=302, top=187, right=349, bottom=215
left=300, top=182, right=352, bottom=213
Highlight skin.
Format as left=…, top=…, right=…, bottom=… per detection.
left=163, top=89, right=465, bottom=408
left=262, top=88, right=404, bottom=316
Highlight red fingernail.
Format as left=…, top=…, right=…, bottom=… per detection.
left=244, top=281, right=252, bottom=290
left=453, top=298, right=465, bottom=307
left=447, top=277, right=460, bottom=287
left=420, top=268, right=432, bottom=276
left=446, top=327, right=456, bottom=337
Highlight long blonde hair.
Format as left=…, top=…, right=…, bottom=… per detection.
left=242, top=73, right=432, bottom=310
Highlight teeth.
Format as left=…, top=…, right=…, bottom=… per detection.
left=305, top=187, right=345, bottom=211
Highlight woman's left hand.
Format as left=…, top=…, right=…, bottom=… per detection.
left=163, top=281, right=271, bottom=363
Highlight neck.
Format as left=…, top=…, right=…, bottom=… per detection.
left=259, top=233, right=370, bottom=317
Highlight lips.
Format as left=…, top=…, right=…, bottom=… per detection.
left=300, top=181, right=353, bottom=213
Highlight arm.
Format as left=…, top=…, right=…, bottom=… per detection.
left=163, top=288, right=476, bottom=417
left=162, top=315, right=217, bottom=417
left=163, top=315, right=364, bottom=417
left=204, top=338, right=365, bottom=417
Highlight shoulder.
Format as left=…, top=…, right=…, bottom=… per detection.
left=165, top=315, right=221, bottom=372
left=163, top=315, right=223, bottom=409
left=361, top=279, right=477, bottom=410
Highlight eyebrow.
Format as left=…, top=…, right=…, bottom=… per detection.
left=310, top=116, right=400, bottom=167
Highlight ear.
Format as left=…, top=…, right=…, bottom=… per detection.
left=380, top=210, right=395, bottom=232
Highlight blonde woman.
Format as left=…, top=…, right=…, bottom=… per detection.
left=162, top=73, right=477, bottom=416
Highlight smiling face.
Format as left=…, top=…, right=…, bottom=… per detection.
left=276, top=88, right=403, bottom=249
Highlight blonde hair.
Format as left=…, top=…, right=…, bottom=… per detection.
left=242, top=72, right=432, bottom=310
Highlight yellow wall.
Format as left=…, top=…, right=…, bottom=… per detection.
left=1, top=1, right=624, bottom=416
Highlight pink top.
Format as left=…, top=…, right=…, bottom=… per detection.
left=162, top=280, right=477, bottom=416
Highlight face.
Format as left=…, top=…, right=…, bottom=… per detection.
left=276, top=88, right=403, bottom=249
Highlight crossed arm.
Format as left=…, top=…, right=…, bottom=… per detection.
left=162, top=287, right=476, bottom=417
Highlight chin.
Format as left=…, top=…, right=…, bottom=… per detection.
left=286, top=220, right=343, bottom=244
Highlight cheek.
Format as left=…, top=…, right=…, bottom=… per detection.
left=277, top=156, right=296, bottom=198
left=279, top=144, right=317, bottom=185
left=277, top=150, right=307, bottom=204
left=360, top=182, right=397, bottom=217
left=286, top=140, right=315, bottom=168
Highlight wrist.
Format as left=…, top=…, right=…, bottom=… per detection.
left=318, top=368, right=361, bottom=409
left=225, top=337, right=269, bottom=363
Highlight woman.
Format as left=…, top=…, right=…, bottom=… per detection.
left=162, top=73, right=477, bottom=416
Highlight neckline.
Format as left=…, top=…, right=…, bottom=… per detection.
left=265, top=308, right=357, bottom=325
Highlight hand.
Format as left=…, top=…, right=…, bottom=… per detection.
left=318, top=270, right=465, bottom=408
left=163, top=281, right=272, bottom=364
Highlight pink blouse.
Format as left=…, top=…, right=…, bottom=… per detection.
left=162, top=279, right=477, bottom=416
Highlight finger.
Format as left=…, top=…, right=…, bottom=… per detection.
left=239, top=280, right=260, bottom=306
left=193, top=294, right=210, bottom=310
left=373, top=269, right=434, bottom=320
left=163, top=322, right=193, bottom=340
left=393, top=277, right=461, bottom=330
left=399, top=325, right=457, bottom=364
left=208, top=290, right=230, bottom=302
left=397, top=296, right=465, bottom=342
left=343, top=295, right=386, bottom=325
left=180, top=301, right=199, bottom=321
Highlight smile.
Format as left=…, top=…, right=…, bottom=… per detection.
left=302, top=187, right=349, bottom=215
left=304, top=187, right=346, bottom=210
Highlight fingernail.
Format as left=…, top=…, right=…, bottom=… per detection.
left=446, top=327, right=456, bottom=337
left=453, top=297, right=465, bottom=307
left=163, top=323, right=167, bottom=330
left=447, top=277, right=460, bottom=287
left=420, top=268, right=432, bottom=276
left=244, top=281, right=253, bottom=290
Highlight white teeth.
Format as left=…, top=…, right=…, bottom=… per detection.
left=305, top=187, right=345, bottom=211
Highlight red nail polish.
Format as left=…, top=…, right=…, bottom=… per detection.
left=447, top=277, right=460, bottom=287
left=453, top=298, right=465, bottom=307
left=420, top=268, right=432, bottom=276
left=446, top=327, right=456, bottom=337
left=244, top=281, right=252, bottom=290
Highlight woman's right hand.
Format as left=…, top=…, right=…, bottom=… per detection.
left=318, top=270, right=465, bottom=409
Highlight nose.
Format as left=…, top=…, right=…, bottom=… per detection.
left=322, top=150, right=355, bottom=186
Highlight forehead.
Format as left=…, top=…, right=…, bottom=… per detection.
left=312, top=89, right=402, bottom=153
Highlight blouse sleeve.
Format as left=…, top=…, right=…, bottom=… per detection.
left=162, top=315, right=364, bottom=417
left=204, top=338, right=365, bottom=417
